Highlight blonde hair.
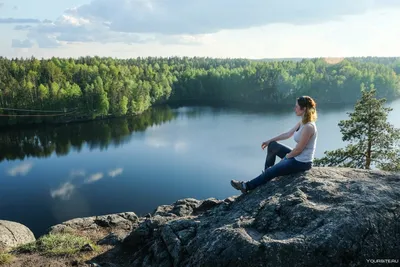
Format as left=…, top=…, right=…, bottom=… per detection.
left=297, top=96, right=317, bottom=124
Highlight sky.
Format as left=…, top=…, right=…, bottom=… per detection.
left=1, top=0, right=400, bottom=59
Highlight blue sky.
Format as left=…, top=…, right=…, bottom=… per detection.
left=1, top=0, right=400, bottom=59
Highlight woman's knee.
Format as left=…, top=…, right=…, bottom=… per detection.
left=268, top=140, right=278, bottom=150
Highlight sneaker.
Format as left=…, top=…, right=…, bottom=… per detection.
left=230, top=180, right=248, bottom=194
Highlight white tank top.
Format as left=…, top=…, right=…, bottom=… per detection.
left=293, top=121, right=317, bottom=163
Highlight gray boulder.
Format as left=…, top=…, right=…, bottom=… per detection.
left=122, top=167, right=400, bottom=267
left=0, top=220, right=35, bottom=251
left=48, top=212, right=139, bottom=242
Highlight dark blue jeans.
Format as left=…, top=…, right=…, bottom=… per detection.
left=246, top=141, right=312, bottom=191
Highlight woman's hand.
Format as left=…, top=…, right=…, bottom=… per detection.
left=261, top=140, right=270, bottom=150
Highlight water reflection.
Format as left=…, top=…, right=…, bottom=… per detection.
left=50, top=167, right=124, bottom=201
left=70, top=170, right=86, bottom=178
left=84, top=173, right=104, bottom=184
left=50, top=182, right=75, bottom=200
left=6, top=162, right=34, bottom=176
left=108, top=168, right=123, bottom=178
left=0, top=107, right=177, bottom=163
left=144, top=135, right=188, bottom=153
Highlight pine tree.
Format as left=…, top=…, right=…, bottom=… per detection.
left=314, top=86, right=400, bottom=171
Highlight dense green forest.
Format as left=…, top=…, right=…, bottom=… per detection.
left=347, top=56, right=400, bottom=68
left=0, top=56, right=399, bottom=126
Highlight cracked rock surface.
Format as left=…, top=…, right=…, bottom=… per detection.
left=121, top=167, right=400, bottom=267
left=48, top=212, right=140, bottom=242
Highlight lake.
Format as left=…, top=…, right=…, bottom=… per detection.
left=1, top=99, right=400, bottom=237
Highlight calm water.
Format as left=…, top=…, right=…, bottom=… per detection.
left=1, top=99, right=400, bottom=237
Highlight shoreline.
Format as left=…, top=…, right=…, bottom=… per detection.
left=2, top=97, right=397, bottom=131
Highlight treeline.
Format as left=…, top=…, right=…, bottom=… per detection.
left=171, top=58, right=400, bottom=105
left=347, top=57, right=400, bottom=74
left=0, top=106, right=176, bottom=162
left=0, top=56, right=175, bottom=126
left=0, top=56, right=399, bottom=126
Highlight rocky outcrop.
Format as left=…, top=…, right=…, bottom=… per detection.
left=48, top=212, right=139, bottom=243
left=0, top=220, right=36, bottom=251
left=120, top=167, right=400, bottom=267
left=13, top=167, right=397, bottom=267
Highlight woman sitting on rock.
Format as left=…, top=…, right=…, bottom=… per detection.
left=231, top=96, right=318, bottom=194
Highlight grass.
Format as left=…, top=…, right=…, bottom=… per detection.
left=17, top=233, right=99, bottom=256
left=0, top=253, right=14, bottom=265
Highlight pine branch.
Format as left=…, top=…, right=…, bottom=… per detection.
left=315, top=88, right=400, bottom=171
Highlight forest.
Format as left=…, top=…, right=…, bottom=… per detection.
left=0, top=56, right=399, bottom=126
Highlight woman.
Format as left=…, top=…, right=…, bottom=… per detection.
left=231, top=96, right=318, bottom=194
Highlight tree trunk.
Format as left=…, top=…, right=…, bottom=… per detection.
left=366, top=103, right=372, bottom=169
left=366, top=139, right=372, bottom=169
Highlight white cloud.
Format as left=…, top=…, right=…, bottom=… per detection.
left=65, top=0, right=400, bottom=34
left=21, top=14, right=152, bottom=48
left=60, top=15, right=90, bottom=26
left=14, top=25, right=33, bottom=30
left=0, top=18, right=40, bottom=24
left=7, top=162, right=34, bottom=176
left=13, top=0, right=400, bottom=49
left=12, top=39, right=34, bottom=48
left=108, top=168, right=123, bottom=178
left=84, top=172, right=104, bottom=184
left=50, top=182, right=75, bottom=200
left=157, top=34, right=215, bottom=46
left=36, top=35, right=61, bottom=48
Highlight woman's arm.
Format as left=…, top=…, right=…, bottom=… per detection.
left=285, top=124, right=315, bottom=158
left=262, top=121, right=301, bottom=150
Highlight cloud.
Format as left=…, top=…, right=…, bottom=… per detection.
left=108, top=168, right=123, bottom=178
left=17, top=15, right=152, bottom=48
left=50, top=182, right=75, bottom=200
left=12, top=39, right=34, bottom=48
left=34, top=35, right=62, bottom=48
left=156, top=34, right=214, bottom=46
left=69, top=0, right=400, bottom=35
left=13, top=0, right=400, bottom=48
left=145, top=136, right=169, bottom=148
left=70, top=169, right=86, bottom=178
left=145, top=134, right=188, bottom=153
left=84, top=172, right=104, bottom=184
left=0, top=18, right=40, bottom=24
left=7, top=162, right=34, bottom=176
left=14, top=25, right=33, bottom=30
